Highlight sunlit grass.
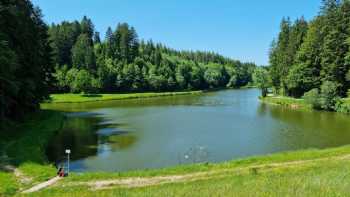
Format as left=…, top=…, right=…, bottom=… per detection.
left=22, top=146, right=350, bottom=197
left=260, top=96, right=311, bottom=110
left=47, top=91, right=203, bottom=103
left=57, top=145, right=350, bottom=182
left=0, top=172, right=18, bottom=196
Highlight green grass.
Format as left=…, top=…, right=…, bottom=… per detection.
left=0, top=172, right=18, bottom=196
left=261, top=95, right=350, bottom=114
left=20, top=145, right=350, bottom=197
left=47, top=91, right=203, bottom=103
left=260, top=95, right=311, bottom=110
left=0, top=110, right=64, bottom=196
left=50, top=145, right=350, bottom=182
left=28, top=161, right=350, bottom=197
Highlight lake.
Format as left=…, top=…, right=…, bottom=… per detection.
left=43, top=89, right=350, bottom=172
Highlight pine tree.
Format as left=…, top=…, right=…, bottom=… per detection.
left=72, top=34, right=96, bottom=70
left=269, top=18, right=291, bottom=94
left=0, top=0, right=53, bottom=123
left=320, top=0, right=350, bottom=95
left=94, top=31, right=101, bottom=44
left=80, top=16, right=94, bottom=40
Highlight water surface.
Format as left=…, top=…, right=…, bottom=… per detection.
left=43, top=89, right=350, bottom=172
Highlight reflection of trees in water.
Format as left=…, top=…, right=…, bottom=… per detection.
left=257, top=103, right=350, bottom=149
left=98, top=134, right=137, bottom=152
left=46, top=116, right=100, bottom=163
left=46, top=114, right=137, bottom=164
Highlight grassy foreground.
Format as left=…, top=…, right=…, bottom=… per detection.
left=0, top=111, right=64, bottom=196
left=18, top=145, right=350, bottom=196
left=47, top=91, right=202, bottom=103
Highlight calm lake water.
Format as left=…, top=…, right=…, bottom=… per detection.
left=43, top=89, right=350, bottom=172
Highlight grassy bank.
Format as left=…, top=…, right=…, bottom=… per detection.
left=20, top=145, right=350, bottom=196
left=261, top=95, right=350, bottom=114
left=47, top=91, right=203, bottom=103
left=260, top=96, right=311, bottom=110
left=0, top=111, right=65, bottom=196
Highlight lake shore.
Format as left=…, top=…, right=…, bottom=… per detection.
left=2, top=107, right=350, bottom=196
left=260, top=95, right=312, bottom=110
left=260, top=95, right=350, bottom=114
left=46, top=91, right=203, bottom=104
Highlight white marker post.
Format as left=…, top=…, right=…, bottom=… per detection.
left=65, top=149, right=71, bottom=176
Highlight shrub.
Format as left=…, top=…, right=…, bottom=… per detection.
left=335, top=100, right=350, bottom=114
left=303, top=89, right=321, bottom=109
left=319, top=81, right=340, bottom=111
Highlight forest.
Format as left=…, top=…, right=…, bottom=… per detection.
left=50, top=18, right=256, bottom=93
left=268, top=0, right=350, bottom=111
left=0, top=0, right=256, bottom=125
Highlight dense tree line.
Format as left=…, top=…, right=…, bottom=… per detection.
left=50, top=18, right=256, bottom=93
left=0, top=2, right=256, bottom=125
left=269, top=0, right=350, bottom=111
left=0, top=0, right=53, bottom=125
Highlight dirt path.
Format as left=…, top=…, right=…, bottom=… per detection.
left=22, top=176, right=62, bottom=193
left=22, top=154, right=350, bottom=193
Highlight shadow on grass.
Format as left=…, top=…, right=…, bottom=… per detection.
left=0, top=110, right=67, bottom=167
left=0, top=109, right=69, bottom=195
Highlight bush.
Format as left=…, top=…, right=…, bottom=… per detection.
left=319, top=81, right=339, bottom=111
left=303, top=89, right=321, bottom=109
left=335, top=100, right=350, bottom=114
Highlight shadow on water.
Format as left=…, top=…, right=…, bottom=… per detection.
left=45, top=112, right=138, bottom=169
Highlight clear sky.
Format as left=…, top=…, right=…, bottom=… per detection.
left=31, top=0, right=322, bottom=65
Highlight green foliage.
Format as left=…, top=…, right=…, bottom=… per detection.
left=204, top=67, right=222, bottom=88
left=72, top=34, right=96, bottom=70
left=49, top=19, right=256, bottom=94
left=269, top=0, right=350, bottom=107
left=70, top=69, right=100, bottom=93
left=253, top=67, right=271, bottom=97
left=335, top=100, right=350, bottom=114
left=319, top=81, right=340, bottom=111
left=301, top=81, right=340, bottom=111
left=346, top=69, right=350, bottom=82
left=302, top=89, right=321, bottom=109
left=0, top=0, right=54, bottom=124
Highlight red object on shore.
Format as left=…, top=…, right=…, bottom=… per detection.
left=59, top=169, right=64, bottom=177
left=57, top=167, right=65, bottom=177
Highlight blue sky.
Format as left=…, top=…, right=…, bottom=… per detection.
left=31, top=0, right=322, bottom=65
